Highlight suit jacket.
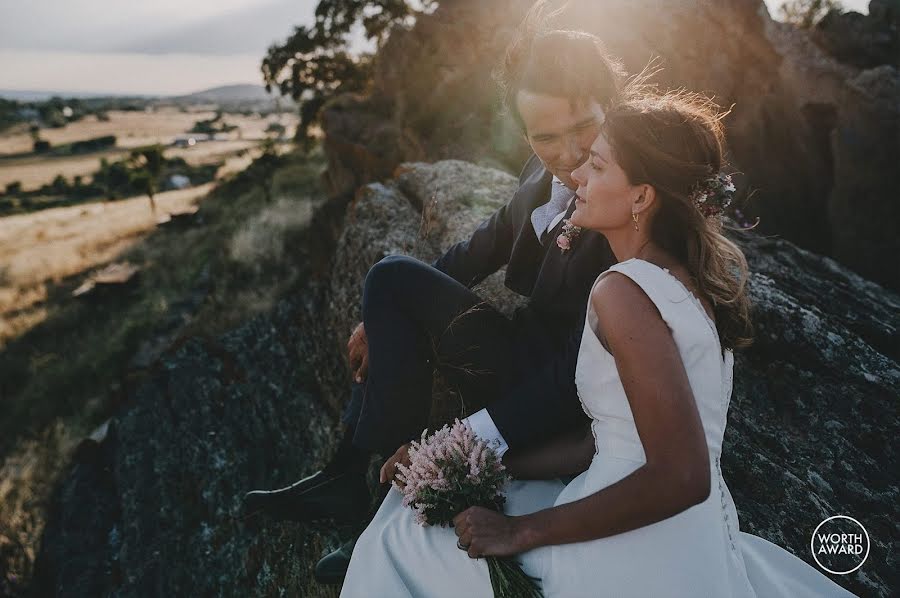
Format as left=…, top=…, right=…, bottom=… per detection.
left=433, top=154, right=617, bottom=450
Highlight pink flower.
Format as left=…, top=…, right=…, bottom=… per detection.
left=395, top=419, right=508, bottom=526
left=557, top=234, right=571, bottom=251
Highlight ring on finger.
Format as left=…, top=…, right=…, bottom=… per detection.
left=456, top=539, right=468, bottom=551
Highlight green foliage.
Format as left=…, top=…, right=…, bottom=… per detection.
left=50, top=174, right=70, bottom=195
left=261, top=0, right=435, bottom=141
left=779, top=0, right=843, bottom=28
left=69, top=135, right=116, bottom=154
left=190, top=111, right=238, bottom=135
left=0, top=98, right=23, bottom=133
left=248, top=138, right=283, bottom=202
left=264, top=121, right=287, bottom=136
left=0, top=96, right=117, bottom=135
left=34, top=135, right=118, bottom=157
left=0, top=145, right=222, bottom=216
left=97, top=157, right=132, bottom=199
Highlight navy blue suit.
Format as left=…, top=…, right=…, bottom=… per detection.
left=351, top=155, right=616, bottom=455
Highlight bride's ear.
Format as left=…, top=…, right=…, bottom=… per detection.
left=633, top=184, right=656, bottom=215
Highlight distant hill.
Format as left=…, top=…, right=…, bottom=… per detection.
left=173, top=84, right=279, bottom=104
left=168, top=84, right=295, bottom=112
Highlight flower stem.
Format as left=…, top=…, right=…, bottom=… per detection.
left=486, top=556, right=542, bottom=598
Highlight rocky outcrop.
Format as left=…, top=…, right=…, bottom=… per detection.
left=319, top=94, right=426, bottom=198
left=826, top=66, right=900, bottom=290
left=321, top=0, right=900, bottom=292
left=814, top=1, right=900, bottom=68
left=34, top=303, right=344, bottom=597
left=765, top=9, right=900, bottom=296
left=37, top=161, right=897, bottom=596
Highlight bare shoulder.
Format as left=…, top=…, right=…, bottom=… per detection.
left=590, top=271, right=667, bottom=347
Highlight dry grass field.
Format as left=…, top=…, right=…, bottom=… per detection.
left=0, top=106, right=291, bottom=154
left=0, top=107, right=297, bottom=190
left=0, top=183, right=212, bottom=344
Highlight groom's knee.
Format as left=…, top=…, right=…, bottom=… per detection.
left=363, top=255, right=425, bottom=306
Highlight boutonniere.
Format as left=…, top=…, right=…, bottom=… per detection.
left=556, top=219, right=582, bottom=253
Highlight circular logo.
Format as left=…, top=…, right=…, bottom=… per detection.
left=810, top=515, right=869, bottom=575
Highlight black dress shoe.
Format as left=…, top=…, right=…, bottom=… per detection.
left=242, top=470, right=370, bottom=523
left=243, top=469, right=331, bottom=518
left=315, top=537, right=357, bottom=584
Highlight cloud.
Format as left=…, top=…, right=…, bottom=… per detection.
left=0, top=0, right=313, bottom=54
left=116, top=0, right=315, bottom=56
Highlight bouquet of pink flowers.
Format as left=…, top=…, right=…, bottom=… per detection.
left=395, top=419, right=542, bottom=597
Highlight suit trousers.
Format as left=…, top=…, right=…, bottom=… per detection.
left=346, top=255, right=518, bottom=456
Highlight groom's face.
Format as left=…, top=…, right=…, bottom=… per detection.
left=517, top=90, right=605, bottom=190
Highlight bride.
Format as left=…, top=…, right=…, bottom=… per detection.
left=339, top=89, right=856, bottom=597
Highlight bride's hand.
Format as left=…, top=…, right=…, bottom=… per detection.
left=379, top=443, right=411, bottom=485
left=452, top=507, right=528, bottom=558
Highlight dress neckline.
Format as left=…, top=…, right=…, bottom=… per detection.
left=619, top=258, right=724, bottom=356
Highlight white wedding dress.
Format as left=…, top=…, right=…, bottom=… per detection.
left=340, top=259, right=857, bottom=597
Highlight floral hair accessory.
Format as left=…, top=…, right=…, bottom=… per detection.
left=556, top=219, right=582, bottom=253
left=690, top=172, right=736, bottom=218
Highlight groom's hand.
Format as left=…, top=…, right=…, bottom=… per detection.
left=379, top=443, right=411, bottom=485
left=347, top=322, right=369, bottom=383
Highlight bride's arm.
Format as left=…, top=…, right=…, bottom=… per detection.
left=454, top=273, right=712, bottom=557
left=502, top=422, right=594, bottom=479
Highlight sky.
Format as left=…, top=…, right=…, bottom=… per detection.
left=0, top=0, right=872, bottom=97
left=0, top=0, right=319, bottom=96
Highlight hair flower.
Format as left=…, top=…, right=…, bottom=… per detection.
left=690, top=173, right=735, bottom=218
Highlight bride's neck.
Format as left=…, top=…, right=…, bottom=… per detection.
left=606, top=230, right=686, bottom=281
left=604, top=227, right=660, bottom=265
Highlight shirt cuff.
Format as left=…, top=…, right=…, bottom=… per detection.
left=463, top=408, right=510, bottom=458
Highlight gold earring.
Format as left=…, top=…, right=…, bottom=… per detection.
left=632, top=212, right=640, bottom=231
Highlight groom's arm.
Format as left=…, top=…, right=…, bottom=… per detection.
left=431, top=202, right=515, bottom=288
left=501, top=422, right=594, bottom=479
left=481, top=323, right=589, bottom=452
left=432, top=154, right=542, bottom=287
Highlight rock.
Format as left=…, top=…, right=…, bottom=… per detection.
left=813, top=3, right=900, bottom=68
left=319, top=94, right=426, bottom=198
left=35, top=301, right=344, bottom=596
left=321, top=0, right=900, bottom=291
left=37, top=161, right=897, bottom=596
left=827, top=65, right=900, bottom=288
left=725, top=229, right=898, bottom=598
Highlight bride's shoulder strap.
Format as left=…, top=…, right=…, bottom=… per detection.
left=592, top=259, right=694, bottom=331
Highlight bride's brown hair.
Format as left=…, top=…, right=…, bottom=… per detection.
left=602, top=90, right=753, bottom=350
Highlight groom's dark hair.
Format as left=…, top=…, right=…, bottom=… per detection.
left=495, top=2, right=625, bottom=131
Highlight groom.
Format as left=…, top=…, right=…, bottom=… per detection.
left=244, top=28, right=623, bottom=581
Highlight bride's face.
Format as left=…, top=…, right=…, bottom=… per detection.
left=569, top=133, right=640, bottom=232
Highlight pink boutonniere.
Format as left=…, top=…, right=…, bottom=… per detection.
left=556, top=219, right=582, bottom=253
